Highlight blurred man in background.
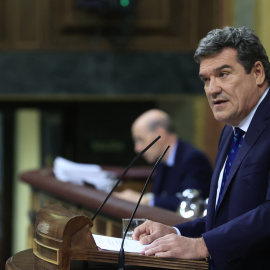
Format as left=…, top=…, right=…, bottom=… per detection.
left=114, top=109, right=213, bottom=212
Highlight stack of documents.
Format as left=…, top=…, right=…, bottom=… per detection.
left=53, top=156, right=118, bottom=192
left=92, top=234, right=147, bottom=253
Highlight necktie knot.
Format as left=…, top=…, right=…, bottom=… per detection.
left=234, top=127, right=245, bottom=139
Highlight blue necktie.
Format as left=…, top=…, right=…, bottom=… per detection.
left=216, top=127, right=245, bottom=209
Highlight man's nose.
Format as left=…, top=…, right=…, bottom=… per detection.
left=207, top=77, right=221, bottom=94
left=134, top=144, right=142, bottom=153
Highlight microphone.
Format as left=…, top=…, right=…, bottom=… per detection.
left=91, top=135, right=161, bottom=221
left=118, top=145, right=170, bottom=270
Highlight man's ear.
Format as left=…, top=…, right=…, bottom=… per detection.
left=254, top=61, right=266, bottom=86
left=155, top=126, right=166, bottom=137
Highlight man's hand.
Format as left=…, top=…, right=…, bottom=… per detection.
left=132, top=220, right=177, bottom=245
left=141, top=234, right=209, bottom=260
left=113, top=189, right=150, bottom=205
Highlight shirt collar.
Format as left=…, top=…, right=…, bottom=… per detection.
left=234, top=87, right=269, bottom=133
left=165, top=141, right=178, bottom=167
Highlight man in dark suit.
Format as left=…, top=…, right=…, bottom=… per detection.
left=133, top=26, right=270, bottom=269
left=114, top=109, right=213, bottom=212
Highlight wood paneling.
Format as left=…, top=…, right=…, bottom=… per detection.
left=49, top=0, right=221, bottom=51
left=0, top=0, right=8, bottom=47
left=0, top=0, right=227, bottom=51
left=7, top=0, right=49, bottom=49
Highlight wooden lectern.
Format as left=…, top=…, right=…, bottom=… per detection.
left=6, top=204, right=209, bottom=270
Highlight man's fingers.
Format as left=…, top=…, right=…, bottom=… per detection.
left=133, top=226, right=146, bottom=241
left=154, top=251, right=172, bottom=258
left=138, top=233, right=147, bottom=240
left=133, top=220, right=174, bottom=244
left=132, top=232, right=147, bottom=241
left=139, top=234, right=154, bottom=245
left=144, top=243, right=172, bottom=256
left=140, top=231, right=167, bottom=245
left=143, top=235, right=209, bottom=260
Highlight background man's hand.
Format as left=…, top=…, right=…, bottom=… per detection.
left=113, top=189, right=150, bottom=205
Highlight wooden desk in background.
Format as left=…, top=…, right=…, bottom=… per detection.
left=20, top=168, right=188, bottom=246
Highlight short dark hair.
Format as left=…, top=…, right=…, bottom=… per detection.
left=194, top=26, right=270, bottom=84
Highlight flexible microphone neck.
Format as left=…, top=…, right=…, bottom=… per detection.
left=118, top=145, right=170, bottom=270
left=91, top=135, right=161, bottom=221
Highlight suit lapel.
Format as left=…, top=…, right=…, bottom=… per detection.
left=210, top=128, right=232, bottom=195
left=152, top=163, right=166, bottom=195
left=153, top=140, right=181, bottom=195
left=207, top=89, right=270, bottom=230
left=206, top=126, right=233, bottom=228
left=215, top=125, right=264, bottom=212
left=215, top=90, right=270, bottom=213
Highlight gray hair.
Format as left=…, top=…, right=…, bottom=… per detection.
left=194, top=26, right=270, bottom=84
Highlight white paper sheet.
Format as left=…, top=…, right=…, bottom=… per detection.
left=92, top=234, right=148, bottom=253
left=53, top=156, right=118, bottom=192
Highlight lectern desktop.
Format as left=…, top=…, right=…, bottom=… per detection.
left=6, top=204, right=209, bottom=270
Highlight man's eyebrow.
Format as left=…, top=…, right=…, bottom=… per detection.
left=199, top=64, right=233, bottom=79
left=214, top=64, right=232, bottom=73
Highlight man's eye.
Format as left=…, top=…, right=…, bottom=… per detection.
left=220, top=72, right=228, bottom=78
left=135, top=139, right=143, bottom=144
left=202, top=78, right=209, bottom=83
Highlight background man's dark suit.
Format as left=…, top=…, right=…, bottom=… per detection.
left=153, top=139, right=212, bottom=211
left=176, top=89, right=270, bottom=269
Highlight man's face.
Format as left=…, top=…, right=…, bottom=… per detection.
left=199, top=48, right=262, bottom=126
left=131, top=122, right=161, bottom=164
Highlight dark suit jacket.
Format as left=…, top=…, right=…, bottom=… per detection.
left=153, top=140, right=212, bottom=211
left=176, top=90, right=270, bottom=269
